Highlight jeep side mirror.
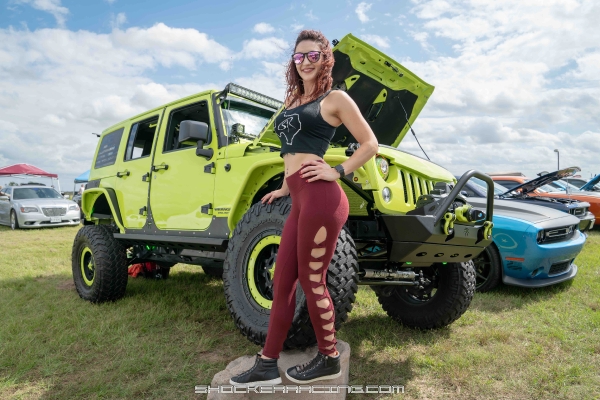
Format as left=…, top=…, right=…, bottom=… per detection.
left=460, top=190, right=469, bottom=197
left=178, top=120, right=213, bottom=160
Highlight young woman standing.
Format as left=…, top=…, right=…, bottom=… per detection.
left=230, top=29, right=378, bottom=386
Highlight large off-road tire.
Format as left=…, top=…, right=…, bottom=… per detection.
left=372, top=261, right=476, bottom=329
left=472, top=244, right=502, bottom=292
left=223, top=196, right=358, bottom=350
left=71, top=224, right=128, bottom=303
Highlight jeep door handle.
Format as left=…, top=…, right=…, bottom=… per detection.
left=151, top=164, right=169, bottom=172
left=116, top=170, right=130, bottom=178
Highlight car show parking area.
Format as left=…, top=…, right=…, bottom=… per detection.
left=0, top=224, right=598, bottom=399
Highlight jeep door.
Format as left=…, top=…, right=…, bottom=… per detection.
left=115, top=113, right=162, bottom=229
left=148, top=97, right=216, bottom=230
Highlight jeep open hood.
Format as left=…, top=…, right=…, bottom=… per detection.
left=580, top=174, right=600, bottom=192
left=253, top=33, right=435, bottom=148
left=500, top=167, right=580, bottom=197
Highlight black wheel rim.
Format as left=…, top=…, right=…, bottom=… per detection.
left=253, top=243, right=278, bottom=302
left=400, top=266, right=440, bottom=304
left=472, top=248, right=492, bottom=290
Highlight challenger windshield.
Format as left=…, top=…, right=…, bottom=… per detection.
left=221, top=97, right=275, bottom=139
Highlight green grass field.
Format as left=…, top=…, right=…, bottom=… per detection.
left=0, top=225, right=599, bottom=399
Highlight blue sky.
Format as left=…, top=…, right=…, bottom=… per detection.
left=1, top=0, right=599, bottom=189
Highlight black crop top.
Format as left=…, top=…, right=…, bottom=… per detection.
left=274, top=90, right=337, bottom=158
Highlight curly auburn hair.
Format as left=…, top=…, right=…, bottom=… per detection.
left=284, top=29, right=334, bottom=108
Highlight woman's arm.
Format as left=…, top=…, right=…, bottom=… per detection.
left=300, top=91, right=379, bottom=182
left=332, top=91, right=379, bottom=177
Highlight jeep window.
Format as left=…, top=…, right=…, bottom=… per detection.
left=221, top=97, right=274, bottom=139
left=125, top=117, right=159, bottom=161
left=164, top=101, right=211, bottom=152
left=94, top=127, right=124, bottom=169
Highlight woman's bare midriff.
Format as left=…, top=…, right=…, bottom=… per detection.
left=283, top=152, right=324, bottom=178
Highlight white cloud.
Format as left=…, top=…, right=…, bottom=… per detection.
left=355, top=2, right=372, bottom=23
left=253, top=23, right=275, bottom=34
left=110, top=12, right=126, bottom=29
left=291, top=23, right=304, bottom=32
left=360, top=34, right=390, bottom=49
left=237, top=37, right=288, bottom=60
left=0, top=25, right=233, bottom=184
left=399, top=0, right=600, bottom=178
left=14, top=0, right=69, bottom=27
left=305, top=10, right=318, bottom=21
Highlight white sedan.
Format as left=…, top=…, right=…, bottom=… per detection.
left=0, top=185, right=80, bottom=229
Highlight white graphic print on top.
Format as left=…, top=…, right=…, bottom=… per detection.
left=276, top=111, right=301, bottom=145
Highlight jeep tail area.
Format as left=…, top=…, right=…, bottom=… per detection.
left=72, top=34, right=495, bottom=350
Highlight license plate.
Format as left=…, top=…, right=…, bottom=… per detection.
left=50, top=216, right=61, bottom=223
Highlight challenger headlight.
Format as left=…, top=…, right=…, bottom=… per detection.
left=20, top=206, right=38, bottom=213
left=536, top=229, right=545, bottom=244
left=382, top=187, right=392, bottom=202
left=375, top=155, right=389, bottom=180
left=69, top=204, right=80, bottom=211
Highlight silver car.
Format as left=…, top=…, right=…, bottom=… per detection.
left=0, top=185, right=80, bottom=229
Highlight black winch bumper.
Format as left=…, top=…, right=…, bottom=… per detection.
left=378, top=170, right=495, bottom=265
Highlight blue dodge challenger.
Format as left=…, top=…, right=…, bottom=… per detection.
left=461, top=178, right=586, bottom=292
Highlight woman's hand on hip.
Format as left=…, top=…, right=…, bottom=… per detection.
left=300, top=160, right=340, bottom=182
left=261, top=188, right=289, bottom=204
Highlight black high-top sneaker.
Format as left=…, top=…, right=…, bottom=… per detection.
left=285, top=351, right=341, bottom=384
left=229, top=353, right=282, bottom=387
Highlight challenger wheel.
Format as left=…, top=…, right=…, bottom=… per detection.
left=71, top=225, right=128, bottom=302
left=223, top=196, right=358, bottom=350
left=371, top=261, right=476, bottom=329
left=472, top=244, right=502, bottom=292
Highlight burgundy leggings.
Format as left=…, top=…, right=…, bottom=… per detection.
left=262, top=159, right=349, bottom=359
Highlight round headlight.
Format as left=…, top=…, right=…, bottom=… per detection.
left=376, top=155, right=389, bottom=180
left=382, top=187, right=392, bottom=202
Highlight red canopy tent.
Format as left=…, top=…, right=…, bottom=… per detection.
left=0, top=163, right=61, bottom=191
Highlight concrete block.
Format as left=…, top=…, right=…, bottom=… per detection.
left=208, top=340, right=350, bottom=400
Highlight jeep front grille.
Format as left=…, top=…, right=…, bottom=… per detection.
left=549, top=261, right=571, bottom=276
left=399, top=169, right=435, bottom=207
left=42, top=207, right=66, bottom=217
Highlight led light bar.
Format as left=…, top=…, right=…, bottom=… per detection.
left=223, top=83, right=283, bottom=110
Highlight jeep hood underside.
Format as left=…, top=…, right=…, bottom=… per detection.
left=253, top=33, right=435, bottom=148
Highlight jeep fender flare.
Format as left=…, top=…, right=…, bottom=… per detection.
left=81, top=188, right=125, bottom=232
left=227, top=159, right=285, bottom=235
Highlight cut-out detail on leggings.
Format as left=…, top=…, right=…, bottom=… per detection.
left=312, top=285, right=325, bottom=295
left=313, top=226, right=327, bottom=245
left=311, top=247, right=326, bottom=258
left=325, top=344, right=335, bottom=350
left=309, top=261, right=323, bottom=270
left=317, top=298, right=330, bottom=309
left=309, top=273, right=321, bottom=282
left=320, top=310, right=333, bottom=319
left=323, top=322, right=334, bottom=331
left=324, top=334, right=334, bottom=342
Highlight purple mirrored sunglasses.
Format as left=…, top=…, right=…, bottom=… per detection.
left=292, top=51, right=322, bottom=64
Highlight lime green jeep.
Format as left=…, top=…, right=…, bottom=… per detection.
left=72, top=34, right=494, bottom=349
